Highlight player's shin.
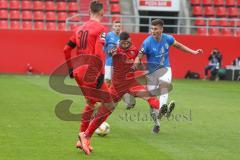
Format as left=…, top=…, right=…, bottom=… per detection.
left=147, top=97, right=160, bottom=133
left=84, top=104, right=115, bottom=138
left=80, top=104, right=95, bottom=132
left=150, top=107, right=160, bottom=134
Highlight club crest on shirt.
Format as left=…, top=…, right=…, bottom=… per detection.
left=130, top=51, right=135, bottom=56
left=165, top=43, right=169, bottom=49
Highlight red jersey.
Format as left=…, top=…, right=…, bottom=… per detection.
left=110, top=45, right=140, bottom=102
left=112, top=45, right=139, bottom=83
left=70, top=20, right=106, bottom=56
left=66, top=19, right=106, bottom=75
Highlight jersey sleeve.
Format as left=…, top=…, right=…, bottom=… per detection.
left=95, top=28, right=107, bottom=74
left=133, top=47, right=139, bottom=59
left=63, top=32, right=77, bottom=68
left=139, top=39, right=149, bottom=55
left=167, top=35, right=175, bottom=46
left=104, top=33, right=117, bottom=54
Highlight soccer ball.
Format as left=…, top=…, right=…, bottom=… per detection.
left=95, top=122, right=110, bottom=137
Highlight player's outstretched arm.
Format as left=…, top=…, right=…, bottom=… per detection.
left=132, top=53, right=144, bottom=71
left=173, top=41, right=203, bottom=55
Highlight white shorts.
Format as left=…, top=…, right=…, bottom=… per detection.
left=104, top=65, right=112, bottom=80
left=146, top=67, right=172, bottom=95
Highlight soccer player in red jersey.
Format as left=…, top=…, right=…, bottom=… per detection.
left=63, top=1, right=115, bottom=155
left=109, top=32, right=164, bottom=132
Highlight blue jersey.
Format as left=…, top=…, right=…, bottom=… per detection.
left=140, top=33, right=175, bottom=73
left=104, top=31, right=119, bottom=66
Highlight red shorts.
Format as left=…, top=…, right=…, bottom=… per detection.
left=73, top=66, right=112, bottom=104
left=110, top=80, right=148, bottom=103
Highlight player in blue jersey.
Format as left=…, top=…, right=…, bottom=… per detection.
left=133, top=19, right=203, bottom=133
left=104, top=20, right=121, bottom=85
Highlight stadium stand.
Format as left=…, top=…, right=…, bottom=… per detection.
left=0, top=0, right=82, bottom=31
left=0, top=0, right=237, bottom=36
left=191, top=0, right=240, bottom=36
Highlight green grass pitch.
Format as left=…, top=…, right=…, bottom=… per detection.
left=0, top=74, right=240, bottom=160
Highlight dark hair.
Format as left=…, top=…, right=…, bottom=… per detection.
left=120, top=32, right=130, bottom=41
left=90, top=1, right=103, bottom=13
left=151, top=19, right=164, bottom=27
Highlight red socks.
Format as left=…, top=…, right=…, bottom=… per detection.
left=80, top=104, right=95, bottom=132
left=147, top=97, right=160, bottom=109
left=84, top=106, right=113, bottom=138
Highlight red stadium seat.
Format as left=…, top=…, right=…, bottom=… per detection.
left=58, top=22, right=67, bottom=31
left=192, top=6, right=203, bottom=16
left=33, top=1, right=44, bottom=10
left=111, top=4, right=121, bottom=14
left=237, top=21, right=240, bottom=27
left=57, top=2, right=67, bottom=11
left=46, top=12, right=57, bottom=21
left=0, top=0, right=8, bottom=9
left=202, top=0, right=213, bottom=6
left=213, top=0, right=225, bottom=6
left=236, top=29, right=240, bottom=36
left=34, top=21, right=45, bottom=30
left=46, top=22, right=57, bottom=30
left=226, top=0, right=236, bottom=7
left=10, top=20, right=21, bottom=29
left=229, top=20, right=237, bottom=27
left=69, top=2, right=78, bottom=12
left=228, top=7, right=238, bottom=17
left=45, top=1, right=55, bottom=11
left=22, top=11, right=32, bottom=20
left=22, top=0, right=32, bottom=10
left=204, top=6, right=215, bottom=17
left=0, top=10, right=8, bottom=19
left=10, top=10, right=20, bottom=19
left=110, top=0, right=120, bottom=4
left=34, top=11, right=45, bottom=21
left=216, top=7, right=227, bottom=17
left=112, top=14, right=121, bottom=22
left=209, top=28, right=221, bottom=36
left=10, top=0, right=20, bottom=10
left=194, top=17, right=206, bottom=26
left=208, top=19, right=218, bottom=26
left=219, top=19, right=229, bottom=26
left=22, top=21, right=32, bottom=30
left=238, top=0, right=240, bottom=7
left=222, top=28, right=233, bottom=36
left=58, top=12, right=68, bottom=21
left=197, top=27, right=207, bottom=35
left=0, top=20, right=8, bottom=29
